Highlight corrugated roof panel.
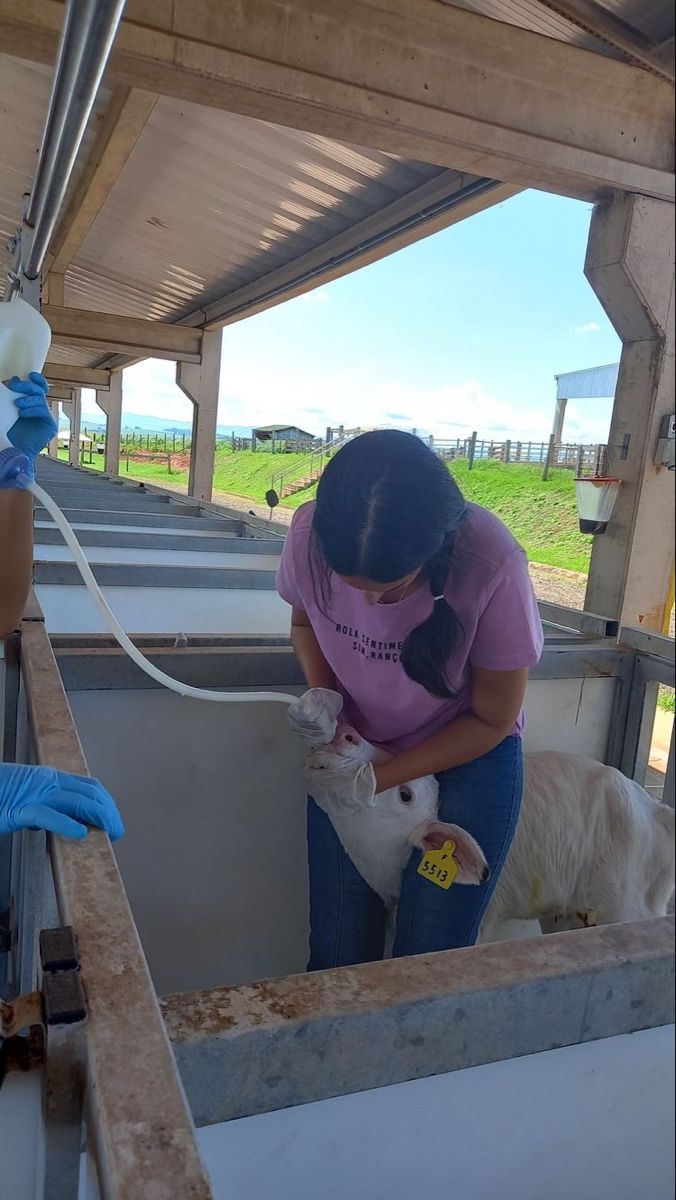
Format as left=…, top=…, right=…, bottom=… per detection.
left=556, top=363, right=620, bottom=399
left=442, top=0, right=673, bottom=61
left=45, top=345, right=105, bottom=368
left=595, top=0, right=672, bottom=43
left=0, top=54, right=111, bottom=267
left=68, top=99, right=445, bottom=323
left=440, top=0, right=619, bottom=54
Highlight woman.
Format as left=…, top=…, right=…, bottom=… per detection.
left=277, top=430, right=543, bottom=969
left=0, top=372, right=55, bottom=639
left=0, top=372, right=123, bottom=842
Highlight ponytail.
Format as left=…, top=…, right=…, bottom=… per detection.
left=400, top=532, right=464, bottom=699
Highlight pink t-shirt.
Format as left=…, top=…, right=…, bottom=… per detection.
left=277, top=501, right=543, bottom=753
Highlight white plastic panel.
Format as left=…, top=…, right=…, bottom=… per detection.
left=67, top=689, right=308, bottom=994
left=35, top=521, right=245, bottom=539
left=36, top=585, right=291, bottom=635
left=197, top=1026, right=675, bottom=1200
left=32, top=545, right=281, bottom=569
left=0, top=1072, right=44, bottom=1200
left=523, top=677, right=614, bottom=760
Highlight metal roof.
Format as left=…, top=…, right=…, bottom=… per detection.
left=66, top=99, right=446, bottom=322
left=442, top=0, right=674, bottom=76
left=555, top=363, right=620, bottom=399
left=0, top=51, right=504, bottom=371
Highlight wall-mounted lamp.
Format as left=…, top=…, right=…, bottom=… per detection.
left=574, top=475, right=622, bottom=535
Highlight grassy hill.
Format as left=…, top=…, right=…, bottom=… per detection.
left=67, top=446, right=592, bottom=573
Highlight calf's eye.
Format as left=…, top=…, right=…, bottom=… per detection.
left=399, top=787, right=413, bottom=804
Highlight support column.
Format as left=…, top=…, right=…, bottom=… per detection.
left=61, top=388, right=82, bottom=467
left=176, top=330, right=222, bottom=501
left=584, top=194, right=675, bottom=632
left=47, top=400, right=60, bottom=459
left=551, top=395, right=567, bottom=446
left=96, top=372, right=122, bottom=475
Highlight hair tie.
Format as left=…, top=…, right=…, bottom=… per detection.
left=432, top=594, right=444, bottom=603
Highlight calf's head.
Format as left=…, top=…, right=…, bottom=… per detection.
left=331, top=727, right=489, bottom=885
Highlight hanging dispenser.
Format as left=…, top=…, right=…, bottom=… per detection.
left=574, top=475, right=622, bottom=534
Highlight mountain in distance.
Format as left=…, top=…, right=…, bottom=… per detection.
left=76, top=410, right=252, bottom=437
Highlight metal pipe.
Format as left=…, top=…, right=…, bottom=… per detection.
left=22, top=0, right=126, bottom=281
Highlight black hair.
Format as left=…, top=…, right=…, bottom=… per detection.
left=311, top=430, right=468, bottom=699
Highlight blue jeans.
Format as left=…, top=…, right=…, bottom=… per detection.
left=306, top=735, right=523, bottom=969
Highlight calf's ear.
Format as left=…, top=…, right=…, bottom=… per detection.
left=414, top=820, right=490, bottom=885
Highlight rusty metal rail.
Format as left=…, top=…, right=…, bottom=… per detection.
left=18, top=620, right=212, bottom=1199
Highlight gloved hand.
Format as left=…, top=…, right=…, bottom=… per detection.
left=288, top=688, right=343, bottom=746
left=6, top=373, right=56, bottom=475
left=0, top=763, right=125, bottom=841
left=305, top=747, right=376, bottom=815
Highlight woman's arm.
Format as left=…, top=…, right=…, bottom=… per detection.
left=0, top=490, right=33, bottom=638
left=373, top=666, right=528, bottom=793
left=291, top=607, right=336, bottom=690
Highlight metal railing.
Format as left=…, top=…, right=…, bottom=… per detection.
left=270, top=429, right=359, bottom=498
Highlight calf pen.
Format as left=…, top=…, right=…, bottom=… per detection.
left=0, top=597, right=673, bottom=1199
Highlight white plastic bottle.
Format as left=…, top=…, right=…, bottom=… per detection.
left=0, top=297, right=52, bottom=445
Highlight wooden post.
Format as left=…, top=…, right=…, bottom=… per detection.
left=504, top=439, right=511, bottom=463
left=542, top=433, right=556, bottom=480
left=576, top=444, right=585, bottom=476
left=468, top=431, right=477, bottom=471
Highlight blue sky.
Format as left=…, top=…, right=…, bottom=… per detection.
left=82, top=190, right=622, bottom=443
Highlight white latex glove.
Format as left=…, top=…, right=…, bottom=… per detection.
left=288, top=688, right=343, bottom=746
left=305, top=747, right=377, bottom=815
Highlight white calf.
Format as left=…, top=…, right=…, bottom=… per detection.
left=314, top=729, right=675, bottom=938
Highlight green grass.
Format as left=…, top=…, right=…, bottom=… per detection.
left=60, top=447, right=594, bottom=573
left=448, top=460, right=593, bottom=573
left=658, top=687, right=675, bottom=713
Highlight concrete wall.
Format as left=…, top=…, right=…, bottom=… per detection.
left=66, top=674, right=616, bottom=994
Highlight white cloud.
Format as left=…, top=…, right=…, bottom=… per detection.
left=80, top=359, right=192, bottom=423
left=217, top=359, right=559, bottom=442
left=297, top=287, right=331, bottom=305
left=79, top=350, right=610, bottom=444
left=572, top=321, right=601, bottom=335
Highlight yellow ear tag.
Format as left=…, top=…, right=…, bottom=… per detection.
left=417, top=840, right=458, bottom=890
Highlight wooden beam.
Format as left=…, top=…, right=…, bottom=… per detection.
left=0, top=0, right=672, bottom=202
left=42, top=306, right=203, bottom=362
left=47, top=385, right=74, bottom=402
left=48, top=87, right=158, bottom=275
left=45, top=363, right=112, bottom=389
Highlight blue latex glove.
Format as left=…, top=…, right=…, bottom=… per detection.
left=6, top=372, right=56, bottom=473
left=0, top=763, right=125, bottom=841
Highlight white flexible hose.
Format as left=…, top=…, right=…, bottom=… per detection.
left=29, top=479, right=298, bottom=704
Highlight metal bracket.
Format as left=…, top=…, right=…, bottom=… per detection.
left=39, top=926, right=86, bottom=1026
left=4, top=200, right=42, bottom=307
left=0, top=925, right=86, bottom=1088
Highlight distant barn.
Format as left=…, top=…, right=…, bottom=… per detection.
left=252, top=424, right=317, bottom=451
